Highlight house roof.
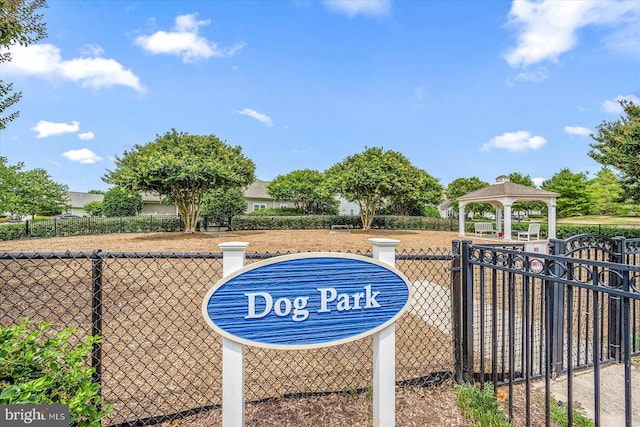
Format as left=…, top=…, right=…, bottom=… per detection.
left=67, top=191, right=103, bottom=207
left=243, top=179, right=272, bottom=199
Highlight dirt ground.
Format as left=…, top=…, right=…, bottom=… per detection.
left=0, top=229, right=550, bottom=427
left=0, top=229, right=466, bottom=254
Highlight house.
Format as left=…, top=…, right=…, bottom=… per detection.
left=65, top=179, right=359, bottom=217
left=437, top=199, right=454, bottom=218
left=139, top=193, right=178, bottom=215
left=337, top=197, right=360, bottom=216
left=66, top=192, right=105, bottom=217
left=243, top=179, right=293, bottom=213
left=65, top=191, right=177, bottom=216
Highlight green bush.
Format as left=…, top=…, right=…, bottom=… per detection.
left=249, top=207, right=300, bottom=216
left=0, top=216, right=184, bottom=241
left=231, top=215, right=457, bottom=231
left=0, top=319, right=112, bottom=426
left=0, top=223, right=28, bottom=241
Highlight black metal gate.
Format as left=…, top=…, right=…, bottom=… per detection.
left=454, top=234, right=640, bottom=426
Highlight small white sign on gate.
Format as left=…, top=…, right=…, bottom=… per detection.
left=524, top=242, right=547, bottom=273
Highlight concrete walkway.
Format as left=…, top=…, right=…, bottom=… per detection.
left=548, top=362, right=639, bottom=426
left=408, top=280, right=639, bottom=425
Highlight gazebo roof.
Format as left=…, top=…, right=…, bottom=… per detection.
left=458, top=175, right=559, bottom=202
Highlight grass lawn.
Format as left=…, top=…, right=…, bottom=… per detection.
left=558, top=215, right=640, bottom=225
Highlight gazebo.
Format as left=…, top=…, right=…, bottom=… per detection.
left=457, top=175, right=560, bottom=240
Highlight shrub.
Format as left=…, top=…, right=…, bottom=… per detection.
left=102, top=187, right=143, bottom=217
left=0, top=319, right=112, bottom=426
left=0, top=216, right=184, bottom=241
left=231, top=215, right=458, bottom=231
left=249, top=207, right=300, bottom=216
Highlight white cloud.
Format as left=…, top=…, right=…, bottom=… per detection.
left=236, top=108, right=273, bottom=126
left=506, top=68, right=548, bottom=86
left=505, top=0, right=640, bottom=67
left=603, top=94, right=640, bottom=114
left=134, top=13, right=244, bottom=63
left=532, top=177, right=545, bottom=187
left=62, top=148, right=102, bottom=164
left=563, top=126, right=592, bottom=137
left=78, top=131, right=95, bottom=140
left=4, top=44, right=144, bottom=92
left=482, top=131, right=547, bottom=152
left=322, top=0, right=391, bottom=17
left=32, top=120, right=80, bottom=138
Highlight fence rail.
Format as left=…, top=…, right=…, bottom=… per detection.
left=0, top=247, right=455, bottom=426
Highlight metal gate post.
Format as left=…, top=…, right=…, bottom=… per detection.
left=452, top=240, right=474, bottom=383
left=608, top=237, right=625, bottom=361
left=549, top=239, right=565, bottom=375
left=90, top=249, right=104, bottom=386
left=451, top=241, right=463, bottom=383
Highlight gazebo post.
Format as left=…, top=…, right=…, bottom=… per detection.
left=458, top=203, right=466, bottom=237
left=503, top=203, right=512, bottom=241
left=495, top=206, right=502, bottom=236
left=547, top=202, right=557, bottom=239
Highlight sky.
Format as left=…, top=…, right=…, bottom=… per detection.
left=2, top=0, right=640, bottom=192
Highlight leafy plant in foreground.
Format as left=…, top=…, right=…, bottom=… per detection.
left=0, top=318, right=112, bottom=426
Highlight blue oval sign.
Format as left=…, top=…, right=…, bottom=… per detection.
left=202, top=253, right=412, bottom=349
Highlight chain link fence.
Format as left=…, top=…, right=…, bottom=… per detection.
left=0, top=247, right=455, bottom=426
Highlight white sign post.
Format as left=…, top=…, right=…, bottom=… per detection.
left=370, top=238, right=400, bottom=427
left=219, top=242, right=249, bottom=427
left=208, top=238, right=408, bottom=427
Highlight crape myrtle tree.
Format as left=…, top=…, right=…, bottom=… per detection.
left=103, top=129, right=255, bottom=233
left=589, top=100, right=640, bottom=201
left=444, top=177, right=491, bottom=218
left=267, top=169, right=338, bottom=215
left=381, top=169, right=443, bottom=216
left=0, top=0, right=47, bottom=130
left=323, top=147, right=425, bottom=230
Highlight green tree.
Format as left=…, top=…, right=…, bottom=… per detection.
left=101, top=187, right=142, bottom=217
left=103, top=129, right=255, bottom=232
left=586, top=167, right=623, bottom=215
left=382, top=168, right=443, bottom=216
left=589, top=100, right=640, bottom=201
left=324, top=147, right=423, bottom=230
left=508, top=172, right=544, bottom=216
left=10, top=167, right=68, bottom=217
left=0, top=0, right=47, bottom=130
left=267, top=169, right=337, bottom=215
left=444, top=177, right=491, bottom=217
left=0, top=156, right=21, bottom=212
left=83, top=200, right=103, bottom=217
left=541, top=168, right=590, bottom=217
left=201, top=187, right=247, bottom=227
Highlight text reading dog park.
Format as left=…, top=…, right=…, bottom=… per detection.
left=245, top=284, right=381, bottom=322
